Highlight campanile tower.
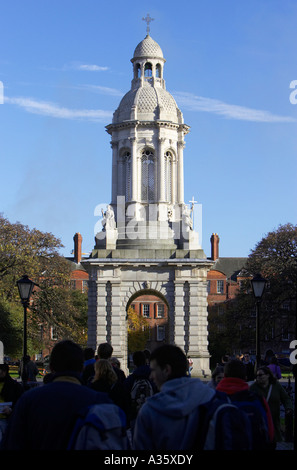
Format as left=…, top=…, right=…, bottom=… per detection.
left=84, top=18, right=213, bottom=376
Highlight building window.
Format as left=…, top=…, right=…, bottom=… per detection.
left=82, top=280, right=88, bottom=293
left=156, top=304, right=165, bottom=318
left=142, top=304, right=150, bottom=318
left=157, top=325, right=165, bottom=341
left=281, top=301, right=290, bottom=311
left=217, top=280, right=224, bottom=294
left=207, top=280, right=210, bottom=293
left=141, top=149, right=155, bottom=202
left=70, top=280, right=76, bottom=290
left=121, top=151, right=131, bottom=201
left=282, top=327, right=289, bottom=341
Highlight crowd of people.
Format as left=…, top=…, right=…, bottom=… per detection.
left=0, top=340, right=294, bottom=451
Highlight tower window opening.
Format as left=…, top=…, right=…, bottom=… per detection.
left=156, top=64, right=161, bottom=78
left=141, top=149, right=155, bottom=202
left=144, top=62, right=152, bottom=77
left=121, top=151, right=131, bottom=202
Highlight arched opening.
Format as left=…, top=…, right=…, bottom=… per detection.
left=134, top=63, right=141, bottom=79
left=120, top=150, right=131, bottom=201
left=141, top=148, right=155, bottom=202
left=144, top=62, right=152, bottom=77
left=126, top=290, right=169, bottom=359
left=156, top=63, right=162, bottom=78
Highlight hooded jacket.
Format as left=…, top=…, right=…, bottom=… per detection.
left=133, top=377, right=215, bottom=450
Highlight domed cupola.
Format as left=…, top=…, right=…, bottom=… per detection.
left=133, top=34, right=164, bottom=61
left=111, top=32, right=184, bottom=125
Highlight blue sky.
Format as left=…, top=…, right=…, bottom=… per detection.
left=0, top=0, right=296, bottom=259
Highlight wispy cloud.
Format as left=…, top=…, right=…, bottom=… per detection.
left=64, top=62, right=109, bottom=72
left=5, top=96, right=113, bottom=122
left=173, top=92, right=297, bottom=123
left=74, top=84, right=123, bottom=97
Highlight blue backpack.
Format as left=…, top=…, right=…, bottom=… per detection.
left=67, top=403, right=131, bottom=450
left=228, top=390, right=272, bottom=450
left=196, top=391, right=253, bottom=450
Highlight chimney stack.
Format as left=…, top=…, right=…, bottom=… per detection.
left=73, top=233, right=83, bottom=264
left=210, top=233, right=220, bottom=261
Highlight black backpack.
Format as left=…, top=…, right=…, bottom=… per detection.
left=130, top=378, right=154, bottom=417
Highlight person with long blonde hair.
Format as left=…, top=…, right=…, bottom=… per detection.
left=90, top=359, right=131, bottom=424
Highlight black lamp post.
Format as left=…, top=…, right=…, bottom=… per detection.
left=251, top=273, right=266, bottom=371
left=16, top=275, right=35, bottom=385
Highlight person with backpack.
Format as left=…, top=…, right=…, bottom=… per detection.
left=124, top=351, right=156, bottom=434
left=133, top=344, right=216, bottom=450
left=2, top=340, right=114, bottom=450
left=216, top=359, right=275, bottom=449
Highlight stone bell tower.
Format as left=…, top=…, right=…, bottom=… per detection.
left=83, top=17, right=213, bottom=376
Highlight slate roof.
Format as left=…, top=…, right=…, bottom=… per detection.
left=210, top=257, right=248, bottom=282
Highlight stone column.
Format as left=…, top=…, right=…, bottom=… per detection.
left=96, top=279, right=108, bottom=345
left=86, top=270, right=98, bottom=350
left=187, top=280, right=200, bottom=356
left=111, top=141, right=118, bottom=205
left=158, top=137, right=166, bottom=202
left=130, top=136, right=138, bottom=202
left=177, top=141, right=184, bottom=204
left=171, top=153, right=177, bottom=204
left=187, top=276, right=211, bottom=376
left=173, top=280, right=185, bottom=351
left=110, top=280, right=128, bottom=371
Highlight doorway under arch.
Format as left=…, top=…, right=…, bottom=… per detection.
left=126, top=289, right=169, bottom=356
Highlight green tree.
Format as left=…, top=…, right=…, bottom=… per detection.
left=127, top=306, right=150, bottom=353
left=246, top=223, right=297, bottom=344
left=0, top=215, right=88, bottom=356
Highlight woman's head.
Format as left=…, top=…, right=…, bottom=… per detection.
left=256, top=365, right=276, bottom=386
left=93, top=359, right=117, bottom=384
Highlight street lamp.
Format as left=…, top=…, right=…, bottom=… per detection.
left=16, top=275, right=36, bottom=385
left=251, top=273, right=267, bottom=371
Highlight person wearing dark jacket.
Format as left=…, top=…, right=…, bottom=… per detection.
left=124, top=351, right=156, bottom=434
left=89, top=358, right=131, bottom=424
left=0, top=363, right=24, bottom=445
left=216, top=359, right=275, bottom=448
left=124, top=351, right=156, bottom=394
left=2, top=340, right=112, bottom=450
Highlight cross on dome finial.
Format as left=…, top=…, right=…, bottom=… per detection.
left=142, top=13, right=154, bottom=35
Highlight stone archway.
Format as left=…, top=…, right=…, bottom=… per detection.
left=126, top=288, right=170, bottom=355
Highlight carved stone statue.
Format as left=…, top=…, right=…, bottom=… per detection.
left=101, top=205, right=116, bottom=231
left=182, top=204, right=193, bottom=232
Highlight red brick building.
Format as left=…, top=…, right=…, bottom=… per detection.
left=207, top=233, right=248, bottom=306
left=67, top=233, right=89, bottom=293
left=129, top=294, right=168, bottom=352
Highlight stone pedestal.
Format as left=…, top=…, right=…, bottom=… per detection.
left=83, top=248, right=213, bottom=377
